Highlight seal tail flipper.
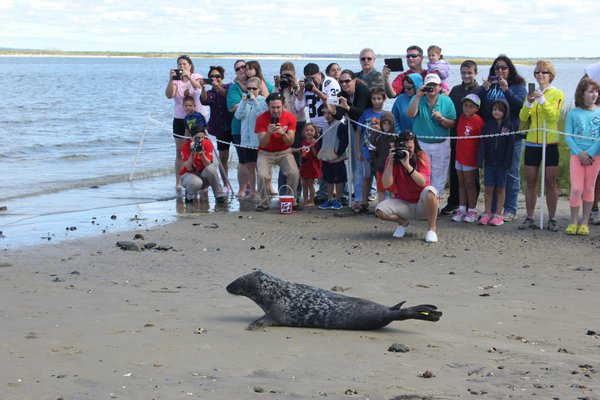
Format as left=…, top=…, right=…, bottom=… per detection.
left=247, top=315, right=278, bottom=331
left=390, top=301, right=407, bottom=310
left=389, top=303, right=442, bottom=322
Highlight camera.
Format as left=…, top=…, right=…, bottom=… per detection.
left=191, top=136, right=203, bottom=153
left=304, top=77, right=315, bottom=91
left=279, top=73, right=292, bottom=90
left=173, top=68, right=182, bottom=80
left=422, top=86, right=434, bottom=93
left=392, top=135, right=410, bottom=163
left=270, top=116, right=280, bottom=125
left=488, top=75, right=500, bottom=84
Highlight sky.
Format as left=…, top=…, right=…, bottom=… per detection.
left=1, top=0, right=598, bottom=58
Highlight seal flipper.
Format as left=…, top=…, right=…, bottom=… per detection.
left=247, top=315, right=278, bottom=331
left=389, top=303, right=442, bottom=322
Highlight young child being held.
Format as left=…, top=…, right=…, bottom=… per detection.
left=451, top=94, right=485, bottom=223
left=371, top=112, right=397, bottom=202
left=298, top=123, right=322, bottom=206
left=183, top=96, right=208, bottom=136
left=426, top=45, right=449, bottom=85
left=354, top=87, right=386, bottom=213
left=477, top=98, right=515, bottom=226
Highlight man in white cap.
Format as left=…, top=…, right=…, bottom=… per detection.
left=406, top=73, right=457, bottom=200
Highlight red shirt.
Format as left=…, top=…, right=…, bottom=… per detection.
left=255, top=110, right=297, bottom=152
left=179, top=137, right=215, bottom=175
left=385, top=151, right=431, bottom=203
left=456, top=113, right=484, bottom=167
left=391, top=69, right=427, bottom=95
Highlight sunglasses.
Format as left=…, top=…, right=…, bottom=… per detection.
left=494, top=65, right=509, bottom=71
left=339, top=79, right=352, bottom=84
left=234, top=65, right=247, bottom=72
left=406, top=54, right=421, bottom=59
left=247, top=87, right=259, bottom=90
left=360, top=57, right=373, bottom=61
left=208, top=74, right=221, bottom=79
left=534, top=70, right=551, bottom=75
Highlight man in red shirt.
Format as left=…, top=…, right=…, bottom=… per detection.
left=383, top=45, right=427, bottom=99
left=180, top=125, right=226, bottom=203
left=255, top=93, right=301, bottom=211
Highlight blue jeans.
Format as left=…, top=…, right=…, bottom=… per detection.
left=492, top=138, right=524, bottom=214
left=349, top=125, right=364, bottom=202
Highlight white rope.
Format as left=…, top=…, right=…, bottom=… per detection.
left=129, top=112, right=152, bottom=181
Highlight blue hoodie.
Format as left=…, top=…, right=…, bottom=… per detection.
left=391, top=72, right=423, bottom=133
left=477, top=98, right=515, bottom=169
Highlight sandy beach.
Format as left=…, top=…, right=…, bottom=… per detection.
left=1, top=196, right=599, bottom=400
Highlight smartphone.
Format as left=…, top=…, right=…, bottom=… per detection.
left=528, top=83, right=536, bottom=95
left=173, top=68, right=182, bottom=80
left=384, top=58, right=404, bottom=72
left=488, top=75, right=500, bottom=84
left=326, top=96, right=339, bottom=105
left=270, top=116, right=279, bottom=125
left=203, top=78, right=213, bottom=85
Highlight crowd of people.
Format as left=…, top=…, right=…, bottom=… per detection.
left=165, top=49, right=600, bottom=243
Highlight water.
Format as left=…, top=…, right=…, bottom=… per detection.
left=0, top=56, right=593, bottom=248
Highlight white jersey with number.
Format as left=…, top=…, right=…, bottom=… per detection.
left=295, top=76, right=341, bottom=130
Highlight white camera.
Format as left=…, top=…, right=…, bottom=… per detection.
left=326, top=96, right=339, bottom=105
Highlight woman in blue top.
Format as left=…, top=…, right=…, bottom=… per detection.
left=478, top=55, right=527, bottom=221
left=391, top=73, right=423, bottom=132
left=564, top=78, right=600, bottom=236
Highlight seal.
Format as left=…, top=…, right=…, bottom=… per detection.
left=226, top=270, right=442, bottom=330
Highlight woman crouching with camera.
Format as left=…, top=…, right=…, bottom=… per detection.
left=375, top=130, right=440, bottom=243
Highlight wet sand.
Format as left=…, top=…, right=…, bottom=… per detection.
left=1, top=195, right=599, bottom=399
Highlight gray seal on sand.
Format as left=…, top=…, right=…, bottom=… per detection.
left=226, top=270, right=442, bottom=330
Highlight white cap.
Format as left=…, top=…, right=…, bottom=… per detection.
left=424, top=73, right=441, bottom=85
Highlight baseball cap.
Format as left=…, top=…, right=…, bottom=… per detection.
left=462, top=93, right=481, bottom=107
left=424, top=73, right=441, bottom=85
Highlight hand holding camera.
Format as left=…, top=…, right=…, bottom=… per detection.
left=172, top=68, right=183, bottom=81
left=304, top=77, right=315, bottom=92
left=191, top=137, right=204, bottom=154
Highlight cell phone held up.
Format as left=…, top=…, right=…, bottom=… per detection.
left=173, top=68, right=182, bottom=80
left=528, top=83, right=536, bottom=95
left=384, top=58, right=404, bottom=72
left=270, top=116, right=280, bottom=125
left=488, top=75, right=500, bottom=84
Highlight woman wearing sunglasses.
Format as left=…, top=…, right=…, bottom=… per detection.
left=518, top=60, right=564, bottom=232
left=200, top=66, right=233, bottom=186
left=478, top=55, right=527, bottom=222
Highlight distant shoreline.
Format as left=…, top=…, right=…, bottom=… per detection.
left=2, top=49, right=599, bottom=65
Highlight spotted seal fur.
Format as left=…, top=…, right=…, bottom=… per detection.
left=226, top=270, right=442, bottom=330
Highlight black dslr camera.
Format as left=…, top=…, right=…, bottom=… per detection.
left=392, top=132, right=413, bottom=163
left=304, top=77, right=315, bottom=91
left=191, top=136, right=203, bottom=153
left=279, top=73, right=292, bottom=90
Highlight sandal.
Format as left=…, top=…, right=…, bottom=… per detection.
left=576, top=224, right=589, bottom=236
left=565, top=223, right=578, bottom=235
left=255, top=204, right=269, bottom=212
left=352, top=203, right=369, bottom=214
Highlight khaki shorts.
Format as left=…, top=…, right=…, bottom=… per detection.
left=375, top=186, right=438, bottom=220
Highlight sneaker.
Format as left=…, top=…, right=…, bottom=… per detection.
left=451, top=210, right=466, bottom=222
left=502, top=212, right=515, bottom=222
left=518, top=217, right=536, bottom=230
left=590, top=208, right=600, bottom=225
left=478, top=213, right=491, bottom=225
left=440, top=204, right=458, bottom=215
left=546, top=218, right=559, bottom=232
left=464, top=210, right=478, bottom=223
left=331, top=199, right=342, bottom=210
left=489, top=214, right=504, bottom=226
left=425, top=230, right=438, bottom=243
left=318, top=200, right=333, bottom=210
left=368, top=193, right=377, bottom=201
left=392, top=223, right=408, bottom=238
